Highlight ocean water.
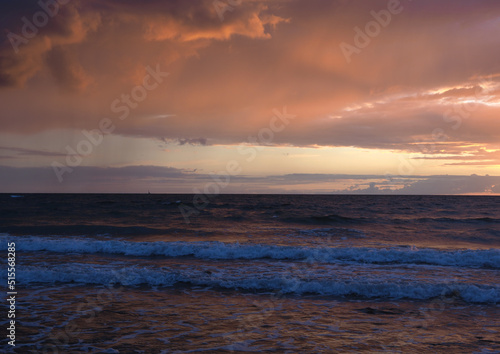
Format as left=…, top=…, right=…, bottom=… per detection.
left=1, top=194, right=499, bottom=353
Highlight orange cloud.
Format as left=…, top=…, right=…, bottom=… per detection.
left=1, top=0, right=500, bottom=165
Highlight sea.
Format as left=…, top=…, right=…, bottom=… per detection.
left=1, top=194, right=499, bottom=353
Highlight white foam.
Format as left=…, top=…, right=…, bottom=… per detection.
left=3, top=235, right=499, bottom=269
left=10, top=263, right=500, bottom=303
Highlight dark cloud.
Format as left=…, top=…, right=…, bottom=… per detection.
left=0, top=0, right=98, bottom=87
left=177, top=138, right=208, bottom=146
left=0, top=164, right=189, bottom=192
left=1, top=163, right=498, bottom=195
left=333, top=175, right=500, bottom=195
left=0, top=0, right=284, bottom=88
left=45, top=46, right=90, bottom=92
left=397, top=175, right=500, bottom=195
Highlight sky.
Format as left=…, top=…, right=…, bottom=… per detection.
left=1, top=0, right=500, bottom=194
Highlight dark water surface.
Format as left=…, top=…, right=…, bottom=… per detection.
left=1, top=194, right=499, bottom=352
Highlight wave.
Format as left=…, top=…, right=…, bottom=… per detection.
left=10, top=264, right=500, bottom=303
left=4, top=235, right=499, bottom=269
left=282, top=214, right=366, bottom=225
left=414, top=217, right=500, bottom=224
left=0, top=225, right=171, bottom=236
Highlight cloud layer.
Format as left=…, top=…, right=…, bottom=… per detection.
left=1, top=164, right=498, bottom=195
left=1, top=0, right=500, bottom=191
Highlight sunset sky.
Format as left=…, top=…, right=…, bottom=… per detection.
left=1, top=0, right=500, bottom=193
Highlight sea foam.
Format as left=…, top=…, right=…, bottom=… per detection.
left=10, top=263, right=500, bottom=303
left=3, top=235, right=499, bottom=269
